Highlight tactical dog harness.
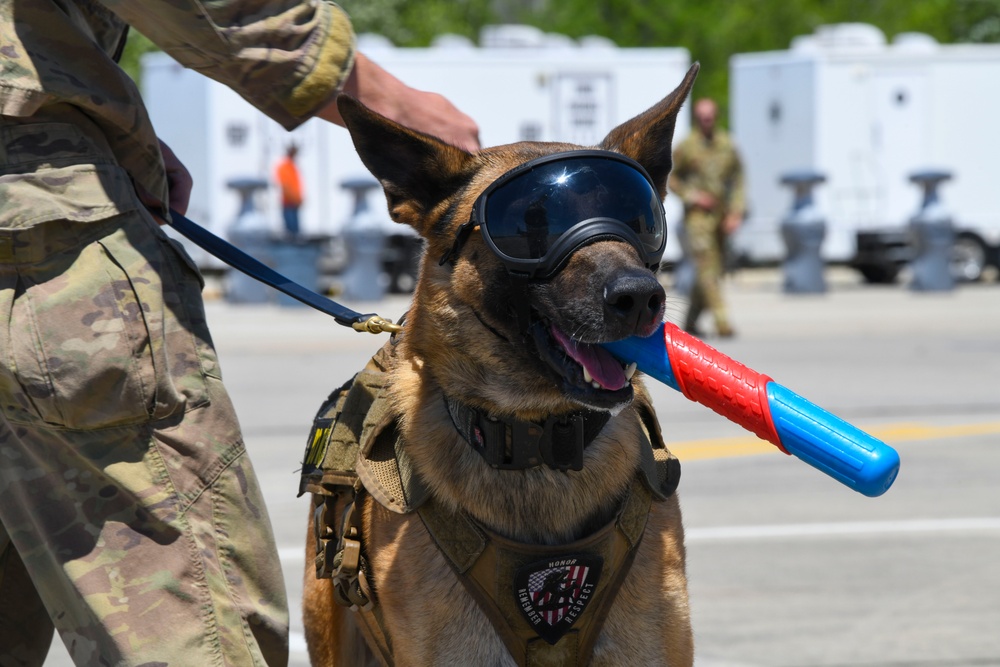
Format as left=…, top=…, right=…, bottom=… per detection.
left=299, top=336, right=681, bottom=667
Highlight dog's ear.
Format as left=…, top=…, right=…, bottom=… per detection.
left=599, top=62, right=700, bottom=199
left=337, top=95, right=476, bottom=236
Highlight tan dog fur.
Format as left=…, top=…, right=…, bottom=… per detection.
left=304, top=64, right=701, bottom=667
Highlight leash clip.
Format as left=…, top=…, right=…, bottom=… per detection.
left=352, top=315, right=403, bottom=335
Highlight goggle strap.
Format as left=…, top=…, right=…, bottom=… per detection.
left=438, top=218, right=477, bottom=266
left=506, top=272, right=533, bottom=337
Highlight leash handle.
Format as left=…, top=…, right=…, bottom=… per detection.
left=602, top=322, right=900, bottom=497
left=166, top=209, right=399, bottom=333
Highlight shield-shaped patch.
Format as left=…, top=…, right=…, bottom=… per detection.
left=514, top=554, right=604, bottom=644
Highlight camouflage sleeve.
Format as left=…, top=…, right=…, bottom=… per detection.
left=726, top=145, right=746, bottom=216
left=667, top=140, right=695, bottom=206
left=101, top=0, right=356, bottom=130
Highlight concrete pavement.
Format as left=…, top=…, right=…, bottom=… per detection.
left=43, top=268, right=1000, bottom=665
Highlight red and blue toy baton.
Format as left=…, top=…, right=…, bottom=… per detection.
left=602, top=322, right=900, bottom=497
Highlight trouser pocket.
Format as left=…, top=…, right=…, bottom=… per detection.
left=1, top=214, right=214, bottom=429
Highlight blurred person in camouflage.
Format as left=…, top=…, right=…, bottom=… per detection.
left=669, top=97, right=745, bottom=338
left=0, top=0, right=478, bottom=665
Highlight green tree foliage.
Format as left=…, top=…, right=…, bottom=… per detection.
left=493, top=0, right=978, bottom=122
left=340, top=0, right=498, bottom=44
left=122, top=0, right=1000, bottom=119
left=339, top=0, right=1000, bottom=123
left=119, top=30, right=158, bottom=84
left=952, top=0, right=1000, bottom=42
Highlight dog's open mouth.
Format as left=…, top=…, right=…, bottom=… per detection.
left=532, top=321, right=637, bottom=406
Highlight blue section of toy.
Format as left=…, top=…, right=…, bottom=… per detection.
left=601, top=329, right=680, bottom=391
left=766, top=383, right=900, bottom=497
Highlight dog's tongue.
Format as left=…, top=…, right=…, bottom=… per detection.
left=551, top=326, right=627, bottom=391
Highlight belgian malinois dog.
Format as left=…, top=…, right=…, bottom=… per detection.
left=302, top=64, right=700, bottom=667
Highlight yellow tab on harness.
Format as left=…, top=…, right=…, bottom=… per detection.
left=304, top=418, right=334, bottom=468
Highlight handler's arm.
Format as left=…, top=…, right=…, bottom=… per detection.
left=104, top=0, right=479, bottom=149
left=103, top=0, right=356, bottom=130
left=316, top=52, right=480, bottom=152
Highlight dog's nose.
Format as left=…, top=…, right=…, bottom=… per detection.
left=604, top=269, right=665, bottom=335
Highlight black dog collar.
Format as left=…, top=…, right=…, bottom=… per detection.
left=445, top=397, right=611, bottom=472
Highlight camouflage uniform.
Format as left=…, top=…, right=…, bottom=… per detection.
left=668, top=128, right=745, bottom=336
left=0, top=1, right=355, bottom=664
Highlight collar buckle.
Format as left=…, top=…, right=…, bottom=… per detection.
left=540, top=413, right=585, bottom=471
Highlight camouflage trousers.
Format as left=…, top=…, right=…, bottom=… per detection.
left=680, top=209, right=732, bottom=335
left=0, top=212, right=288, bottom=666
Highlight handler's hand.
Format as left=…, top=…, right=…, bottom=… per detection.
left=159, top=140, right=193, bottom=215
left=138, top=139, right=193, bottom=222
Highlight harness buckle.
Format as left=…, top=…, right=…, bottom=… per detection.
left=330, top=530, right=374, bottom=610
left=318, top=497, right=375, bottom=611
left=335, top=529, right=362, bottom=579
left=313, top=496, right=338, bottom=579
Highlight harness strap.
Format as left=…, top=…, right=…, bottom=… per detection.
left=354, top=600, right=395, bottom=667
left=634, top=397, right=682, bottom=501
left=418, top=478, right=652, bottom=667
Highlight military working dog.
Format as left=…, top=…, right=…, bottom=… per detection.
left=301, top=64, right=700, bottom=667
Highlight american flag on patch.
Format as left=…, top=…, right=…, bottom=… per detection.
left=515, top=554, right=603, bottom=644
left=527, top=564, right=591, bottom=625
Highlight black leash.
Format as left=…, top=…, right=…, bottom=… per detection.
left=167, top=209, right=401, bottom=335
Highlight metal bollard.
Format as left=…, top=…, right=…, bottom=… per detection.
left=270, top=236, right=324, bottom=307
left=907, top=170, right=955, bottom=292
left=225, top=177, right=272, bottom=303
left=779, top=170, right=827, bottom=294
left=340, top=177, right=387, bottom=301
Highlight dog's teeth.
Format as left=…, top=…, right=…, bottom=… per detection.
left=592, top=381, right=601, bottom=389
left=582, top=367, right=593, bottom=384
left=624, top=362, right=637, bottom=380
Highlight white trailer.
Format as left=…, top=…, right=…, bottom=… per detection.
left=730, top=23, right=1000, bottom=280
left=142, top=26, right=692, bottom=268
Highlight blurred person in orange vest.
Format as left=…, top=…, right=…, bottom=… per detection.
left=276, top=143, right=304, bottom=235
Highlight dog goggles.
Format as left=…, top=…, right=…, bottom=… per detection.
left=445, top=150, right=667, bottom=279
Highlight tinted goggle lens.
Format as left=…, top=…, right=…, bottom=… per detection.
left=478, top=155, right=665, bottom=267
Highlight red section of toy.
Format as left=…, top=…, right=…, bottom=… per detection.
left=662, top=323, right=787, bottom=454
